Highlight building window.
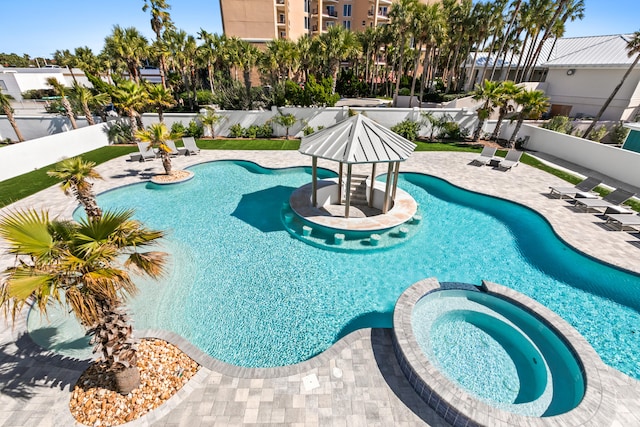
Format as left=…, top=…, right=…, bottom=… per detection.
left=304, top=0, right=309, bottom=13
left=342, top=20, right=351, bottom=30
left=362, top=20, right=365, bottom=26
left=326, top=21, right=335, bottom=28
left=343, top=4, right=351, bottom=17
left=379, top=6, right=388, bottom=16
left=279, top=13, right=285, bottom=24
left=304, top=16, right=309, bottom=29
left=326, top=6, right=336, bottom=17
left=280, top=31, right=287, bottom=39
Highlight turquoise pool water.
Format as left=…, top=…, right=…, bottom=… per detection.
left=28, top=160, right=640, bottom=378
left=412, top=289, right=584, bottom=416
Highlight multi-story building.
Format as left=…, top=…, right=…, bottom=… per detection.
left=220, top=0, right=441, bottom=43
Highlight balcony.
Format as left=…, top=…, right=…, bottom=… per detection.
left=323, top=0, right=338, bottom=3
left=275, top=0, right=285, bottom=6
left=378, top=0, right=392, bottom=4
left=277, top=20, right=286, bottom=26
left=377, top=11, right=389, bottom=20
left=323, top=9, right=338, bottom=18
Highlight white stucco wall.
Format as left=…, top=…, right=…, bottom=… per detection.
left=0, top=123, right=110, bottom=181
left=545, top=67, right=640, bottom=121
left=0, top=115, right=92, bottom=142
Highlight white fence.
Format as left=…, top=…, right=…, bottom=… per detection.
left=0, top=123, right=110, bottom=181
left=2, top=108, right=640, bottom=189
left=0, top=115, right=94, bottom=142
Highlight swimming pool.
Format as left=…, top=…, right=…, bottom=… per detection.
left=28, top=160, right=640, bottom=378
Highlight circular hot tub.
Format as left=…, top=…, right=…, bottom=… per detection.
left=393, top=279, right=609, bottom=426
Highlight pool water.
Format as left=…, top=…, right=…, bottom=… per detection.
left=28, top=161, right=640, bottom=378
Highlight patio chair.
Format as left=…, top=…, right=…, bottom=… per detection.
left=573, top=188, right=636, bottom=213
left=182, top=136, right=200, bottom=155
left=549, top=176, right=602, bottom=199
left=135, top=142, right=157, bottom=162
left=470, top=146, right=498, bottom=166
left=496, top=150, right=523, bottom=171
left=605, top=213, right=640, bottom=232
left=164, top=140, right=181, bottom=157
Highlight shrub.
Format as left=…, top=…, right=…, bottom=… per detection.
left=586, top=125, right=607, bottom=142
left=391, top=119, right=420, bottom=140
left=258, top=121, right=273, bottom=138
left=243, top=125, right=260, bottom=139
left=398, top=88, right=411, bottom=96
left=441, top=121, right=463, bottom=139
left=229, top=123, right=244, bottom=138
left=186, top=119, right=204, bottom=138
left=303, top=125, right=315, bottom=136
left=106, top=121, right=134, bottom=144
left=171, top=121, right=187, bottom=137
left=542, top=116, right=572, bottom=134
left=609, top=121, right=630, bottom=145
left=194, top=90, right=215, bottom=106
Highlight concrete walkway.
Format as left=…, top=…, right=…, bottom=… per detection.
left=1, top=150, right=639, bottom=426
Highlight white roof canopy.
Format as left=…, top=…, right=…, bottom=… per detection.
left=299, top=114, right=417, bottom=164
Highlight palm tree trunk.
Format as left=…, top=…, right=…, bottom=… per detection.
left=161, top=152, right=172, bottom=174
left=583, top=54, right=640, bottom=139
left=62, top=98, right=78, bottom=129
left=419, top=46, right=432, bottom=103
left=82, top=102, right=95, bottom=126
left=3, top=107, right=25, bottom=142
left=159, top=55, right=168, bottom=89
left=490, top=0, right=522, bottom=81
left=509, top=115, right=525, bottom=146
left=409, top=43, right=423, bottom=107
left=128, top=110, right=138, bottom=139
left=491, top=109, right=506, bottom=140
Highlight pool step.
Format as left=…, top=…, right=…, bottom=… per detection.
left=343, top=175, right=368, bottom=206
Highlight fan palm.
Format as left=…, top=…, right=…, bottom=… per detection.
left=103, top=26, right=149, bottom=83
left=135, top=123, right=180, bottom=175
left=143, top=0, right=174, bottom=88
left=112, top=81, right=148, bottom=139
left=0, top=89, right=25, bottom=142
left=198, top=108, right=225, bottom=138
left=471, top=80, right=502, bottom=141
left=509, top=89, right=550, bottom=146
left=315, top=26, right=359, bottom=94
left=47, top=157, right=103, bottom=220
left=70, top=82, right=96, bottom=126
left=46, top=77, right=78, bottom=129
left=0, top=209, right=166, bottom=394
left=145, top=83, right=175, bottom=123
left=490, top=81, right=523, bottom=140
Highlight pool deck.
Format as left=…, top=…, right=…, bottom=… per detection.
left=1, top=150, right=639, bottom=426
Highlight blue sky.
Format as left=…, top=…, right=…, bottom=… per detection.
left=2, top=0, right=638, bottom=58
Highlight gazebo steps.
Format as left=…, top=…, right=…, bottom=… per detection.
left=343, top=175, right=369, bottom=205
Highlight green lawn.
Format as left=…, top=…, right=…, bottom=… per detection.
left=1, top=139, right=638, bottom=213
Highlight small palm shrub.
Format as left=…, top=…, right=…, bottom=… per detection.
left=609, top=121, right=630, bottom=145
left=542, top=116, right=572, bottom=134
left=171, top=121, right=187, bottom=137
left=186, top=119, right=203, bottom=138
left=229, top=123, right=244, bottom=138
left=391, top=119, right=420, bottom=140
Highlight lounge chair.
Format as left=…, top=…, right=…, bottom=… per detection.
left=135, top=142, right=157, bottom=162
left=605, top=213, right=640, bottom=232
left=573, top=188, right=636, bottom=213
left=470, top=146, right=498, bottom=166
left=496, top=150, right=523, bottom=171
left=549, top=176, right=602, bottom=199
left=164, top=140, right=181, bottom=157
left=182, top=136, right=200, bottom=155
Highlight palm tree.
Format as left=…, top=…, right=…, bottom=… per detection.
left=583, top=31, right=640, bottom=139
left=197, top=30, right=222, bottom=94
left=70, top=82, right=96, bottom=126
left=143, top=0, right=174, bottom=88
left=272, top=111, right=298, bottom=139
left=315, top=26, right=359, bottom=95
left=47, top=157, right=102, bottom=219
left=135, top=123, right=180, bottom=175
left=0, top=209, right=166, bottom=394
left=490, top=81, right=522, bottom=140
left=198, top=107, right=225, bottom=138
left=103, top=26, right=149, bottom=83
left=509, top=89, right=550, bottom=146
left=52, top=49, right=79, bottom=83
left=112, top=81, right=147, bottom=139
left=0, top=89, right=25, bottom=142
left=389, top=0, right=419, bottom=105
left=46, top=77, right=78, bottom=129
left=146, top=83, right=175, bottom=123
left=471, top=80, right=502, bottom=141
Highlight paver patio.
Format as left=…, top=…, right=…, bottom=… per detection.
left=1, top=150, right=639, bottom=426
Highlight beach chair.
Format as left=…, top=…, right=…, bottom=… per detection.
left=135, top=142, right=157, bottom=162
left=549, top=176, right=602, bottom=199
left=605, top=213, right=640, bottom=232
left=573, top=188, right=635, bottom=213
left=470, top=146, right=498, bottom=166
left=182, top=136, right=200, bottom=155
left=164, top=140, right=181, bottom=157
left=496, top=150, right=523, bottom=171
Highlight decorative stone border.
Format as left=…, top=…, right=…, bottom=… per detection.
left=392, top=278, right=614, bottom=427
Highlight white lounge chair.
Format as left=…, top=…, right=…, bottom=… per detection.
left=605, top=213, right=640, bottom=232
left=496, top=150, right=523, bottom=171
left=574, top=188, right=636, bottom=213
left=470, top=146, right=498, bottom=166
left=164, top=140, right=181, bottom=157
left=135, top=142, right=157, bottom=162
left=182, top=136, right=200, bottom=155
left=549, top=176, right=602, bottom=199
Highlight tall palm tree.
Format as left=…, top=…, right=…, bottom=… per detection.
left=103, top=26, right=149, bottom=83
left=0, top=209, right=166, bottom=394
left=471, top=80, right=502, bottom=141
left=509, top=89, right=550, bottom=146
left=315, top=25, right=359, bottom=94
left=0, top=89, right=25, bottom=142
left=490, top=80, right=522, bottom=140
left=143, top=0, right=174, bottom=88
left=46, top=77, right=78, bottom=129
left=47, top=157, right=102, bottom=219
left=70, top=82, right=96, bottom=126
left=389, top=0, right=419, bottom=105
left=112, top=81, right=148, bottom=139
left=146, top=83, right=175, bottom=123
left=135, top=123, right=180, bottom=175
left=52, top=49, right=79, bottom=83
left=296, top=35, right=314, bottom=83
left=583, top=31, right=640, bottom=139
left=197, top=30, right=222, bottom=94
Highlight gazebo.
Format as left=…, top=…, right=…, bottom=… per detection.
left=298, top=114, right=417, bottom=218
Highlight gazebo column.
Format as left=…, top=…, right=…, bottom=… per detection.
left=369, top=163, right=377, bottom=208
left=345, top=163, right=353, bottom=218
left=338, top=162, right=343, bottom=204
left=383, top=162, right=393, bottom=214
left=392, top=161, right=401, bottom=200
left=312, top=156, right=318, bottom=207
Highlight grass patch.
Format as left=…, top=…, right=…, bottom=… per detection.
left=414, top=140, right=484, bottom=152
left=0, top=145, right=137, bottom=208
left=192, top=138, right=300, bottom=150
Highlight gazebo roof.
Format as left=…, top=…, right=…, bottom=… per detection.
left=299, top=114, right=417, bottom=164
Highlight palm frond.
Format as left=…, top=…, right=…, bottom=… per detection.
left=125, top=251, right=167, bottom=279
